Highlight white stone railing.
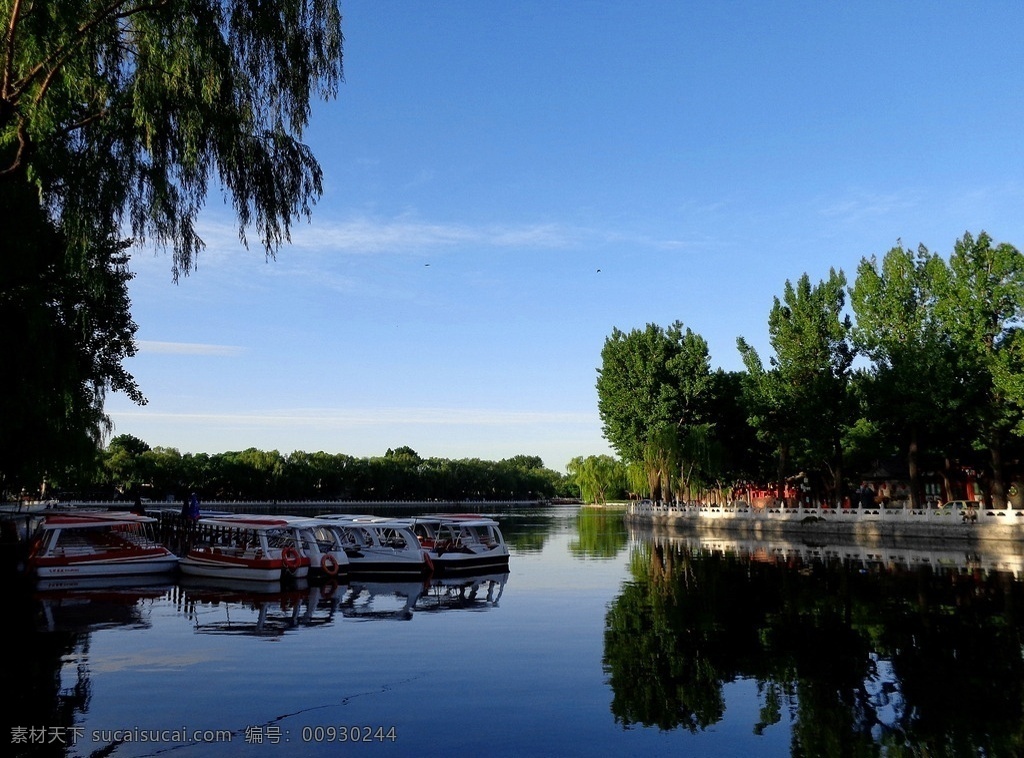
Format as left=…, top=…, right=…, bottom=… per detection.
left=627, top=500, right=1024, bottom=527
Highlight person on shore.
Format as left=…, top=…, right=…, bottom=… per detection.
left=187, top=492, right=201, bottom=521
left=858, top=482, right=875, bottom=509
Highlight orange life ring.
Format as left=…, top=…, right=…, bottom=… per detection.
left=281, top=546, right=301, bottom=571
left=321, top=553, right=340, bottom=576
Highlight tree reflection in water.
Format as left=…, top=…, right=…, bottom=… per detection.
left=603, top=535, right=1024, bottom=755
left=570, top=507, right=629, bottom=559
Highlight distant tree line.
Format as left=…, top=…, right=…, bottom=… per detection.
left=593, top=232, right=1024, bottom=509
left=43, top=438, right=570, bottom=503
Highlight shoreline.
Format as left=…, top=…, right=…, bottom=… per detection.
left=624, top=502, right=1024, bottom=544
left=626, top=520, right=1024, bottom=577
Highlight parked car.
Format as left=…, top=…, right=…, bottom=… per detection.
left=937, top=500, right=981, bottom=522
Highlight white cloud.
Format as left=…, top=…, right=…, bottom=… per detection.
left=289, top=218, right=577, bottom=253
left=817, top=191, right=919, bottom=225
left=137, top=341, right=245, bottom=357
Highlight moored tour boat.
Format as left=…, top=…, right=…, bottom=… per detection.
left=316, top=514, right=432, bottom=575
left=27, top=511, right=179, bottom=579
left=178, top=515, right=313, bottom=582
left=410, top=514, right=510, bottom=574
left=277, top=516, right=350, bottom=581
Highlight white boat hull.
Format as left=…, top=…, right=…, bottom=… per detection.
left=33, top=555, right=179, bottom=579
left=179, top=555, right=282, bottom=582
left=429, top=549, right=510, bottom=574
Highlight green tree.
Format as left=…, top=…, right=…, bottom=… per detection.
left=1, top=0, right=343, bottom=486
left=101, top=434, right=151, bottom=493
left=674, top=423, right=723, bottom=503
left=385, top=446, right=423, bottom=466
left=641, top=426, right=678, bottom=503
left=706, top=369, right=771, bottom=488
left=503, top=454, right=545, bottom=471
left=737, top=339, right=799, bottom=502
left=1, top=181, right=142, bottom=495
left=597, top=321, right=713, bottom=500
left=738, top=270, right=855, bottom=505
left=140, top=446, right=184, bottom=497
left=850, top=243, right=958, bottom=507
left=1, top=0, right=343, bottom=274
left=566, top=454, right=625, bottom=504
left=624, top=459, right=649, bottom=500
left=935, top=232, right=1024, bottom=508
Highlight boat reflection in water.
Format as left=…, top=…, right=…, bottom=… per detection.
left=330, top=570, right=510, bottom=620
left=171, top=572, right=512, bottom=633
left=332, top=577, right=427, bottom=621
left=33, top=575, right=174, bottom=633
left=174, top=576, right=338, bottom=635
left=417, top=571, right=508, bottom=612
left=28, top=569, right=511, bottom=641
left=607, top=524, right=1024, bottom=754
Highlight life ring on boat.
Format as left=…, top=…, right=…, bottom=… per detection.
left=281, top=546, right=301, bottom=571
left=321, top=553, right=340, bottom=576
left=422, top=551, right=435, bottom=574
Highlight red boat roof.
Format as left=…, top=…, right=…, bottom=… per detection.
left=197, top=515, right=293, bottom=528
left=42, top=511, right=156, bottom=527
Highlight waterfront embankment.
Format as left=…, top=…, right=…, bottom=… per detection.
left=625, top=500, right=1024, bottom=547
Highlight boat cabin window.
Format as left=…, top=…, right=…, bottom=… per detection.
left=379, top=528, right=410, bottom=548
left=265, top=531, right=297, bottom=549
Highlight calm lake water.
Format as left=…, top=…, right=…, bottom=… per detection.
left=6, top=505, right=1024, bottom=757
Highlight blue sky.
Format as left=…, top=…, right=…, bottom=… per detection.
left=105, top=2, right=1024, bottom=472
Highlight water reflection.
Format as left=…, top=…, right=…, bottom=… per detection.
left=175, top=579, right=335, bottom=634
left=569, top=507, right=629, bottom=558
left=34, top=576, right=172, bottom=633
left=9, top=567, right=511, bottom=756
left=605, top=525, right=1024, bottom=754
left=417, top=572, right=507, bottom=612
left=30, top=572, right=511, bottom=638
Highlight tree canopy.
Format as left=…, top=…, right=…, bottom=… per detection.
left=850, top=243, right=958, bottom=507
left=1, top=0, right=344, bottom=277
left=937, top=232, right=1024, bottom=507
left=738, top=270, right=855, bottom=504
left=596, top=321, right=713, bottom=462
left=1, top=177, right=142, bottom=491
left=600, top=232, right=1024, bottom=509
left=1, top=1, right=344, bottom=491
